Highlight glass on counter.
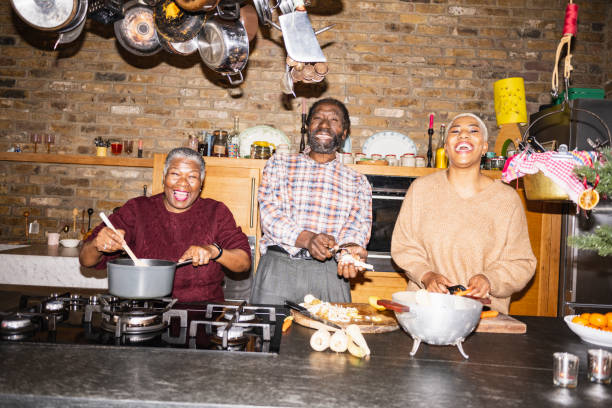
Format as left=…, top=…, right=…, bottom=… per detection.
left=588, top=349, right=612, bottom=384
left=30, top=133, right=42, bottom=153
left=553, top=352, right=579, bottom=388
left=123, top=140, right=133, bottom=155
left=110, top=140, right=122, bottom=155
left=44, top=133, right=55, bottom=154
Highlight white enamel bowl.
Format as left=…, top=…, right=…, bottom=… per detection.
left=391, top=291, right=482, bottom=359
left=59, top=239, right=80, bottom=248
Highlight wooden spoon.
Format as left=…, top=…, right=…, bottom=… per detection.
left=99, top=212, right=146, bottom=267
left=72, top=208, right=78, bottom=236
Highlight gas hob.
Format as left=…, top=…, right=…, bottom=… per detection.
left=0, top=293, right=286, bottom=354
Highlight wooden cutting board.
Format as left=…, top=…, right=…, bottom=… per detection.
left=291, top=303, right=399, bottom=333
left=476, top=314, right=527, bottom=334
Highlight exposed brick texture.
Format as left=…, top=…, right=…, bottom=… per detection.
left=0, top=0, right=611, bottom=241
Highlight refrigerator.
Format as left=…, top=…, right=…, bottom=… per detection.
left=559, top=200, right=612, bottom=316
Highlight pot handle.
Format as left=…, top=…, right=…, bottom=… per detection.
left=176, top=259, right=194, bottom=267
left=225, top=71, right=244, bottom=85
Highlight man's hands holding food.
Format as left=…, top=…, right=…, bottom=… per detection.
left=296, top=231, right=367, bottom=279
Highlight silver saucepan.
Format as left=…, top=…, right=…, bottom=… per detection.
left=107, top=258, right=192, bottom=299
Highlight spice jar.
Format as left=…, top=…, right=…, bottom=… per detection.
left=211, top=130, right=227, bottom=157
left=385, top=154, right=398, bottom=166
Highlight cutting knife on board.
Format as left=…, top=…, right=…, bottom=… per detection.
left=284, top=300, right=342, bottom=330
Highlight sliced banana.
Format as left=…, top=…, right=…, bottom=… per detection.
left=329, top=330, right=349, bottom=353
left=310, top=328, right=331, bottom=352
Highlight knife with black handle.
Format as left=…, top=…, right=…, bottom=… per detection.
left=284, top=300, right=343, bottom=330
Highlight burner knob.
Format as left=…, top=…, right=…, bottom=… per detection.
left=89, top=295, right=99, bottom=305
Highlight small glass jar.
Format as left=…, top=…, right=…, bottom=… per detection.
left=401, top=153, right=415, bottom=167
left=415, top=156, right=426, bottom=167
left=211, top=130, right=227, bottom=157
left=385, top=154, right=398, bottom=166
left=371, top=154, right=382, bottom=160
left=340, top=152, right=353, bottom=164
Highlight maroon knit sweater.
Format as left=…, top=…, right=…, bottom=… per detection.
left=86, top=194, right=251, bottom=302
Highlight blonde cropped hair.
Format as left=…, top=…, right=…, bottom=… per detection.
left=447, top=113, right=488, bottom=142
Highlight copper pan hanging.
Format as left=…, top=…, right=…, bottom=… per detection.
left=174, top=0, right=219, bottom=13
left=10, top=0, right=78, bottom=31
left=114, top=2, right=162, bottom=56
left=240, top=4, right=259, bottom=42
left=154, top=0, right=204, bottom=43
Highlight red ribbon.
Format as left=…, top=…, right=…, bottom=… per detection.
left=563, top=3, right=578, bottom=36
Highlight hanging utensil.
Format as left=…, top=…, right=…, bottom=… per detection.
left=197, top=16, right=249, bottom=85
left=99, top=212, right=146, bottom=267
left=114, top=1, right=162, bottom=56
left=53, top=0, right=88, bottom=49
left=154, top=0, right=204, bottom=43
left=10, top=0, right=78, bottom=31
left=72, top=208, right=78, bottom=235
left=240, top=4, right=259, bottom=42
left=87, top=208, right=93, bottom=231
left=80, top=209, right=86, bottom=235
left=158, top=34, right=198, bottom=56
left=252, top=0, right=272, bottom=26
left=174, top=0, right=218, bottom=13
left=279, top=11, right=326, bottom=63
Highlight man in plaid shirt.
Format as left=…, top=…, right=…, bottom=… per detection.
left=250, top=98, right=372, bottom=305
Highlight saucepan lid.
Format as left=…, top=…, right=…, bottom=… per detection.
left=114, top=2, right=162, bottom=56
left=11, top=0, right=78, bottom=31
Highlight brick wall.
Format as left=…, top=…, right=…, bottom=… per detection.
left=0, top=0, right=610, bottom=242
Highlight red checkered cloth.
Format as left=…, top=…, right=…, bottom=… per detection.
left=502, top=151, right=597, bottom=204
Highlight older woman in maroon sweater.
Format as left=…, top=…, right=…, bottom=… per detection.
left=79, top=147, right=251, bottom=302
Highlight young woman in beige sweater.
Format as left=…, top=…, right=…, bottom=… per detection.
left=391, top=113, right=536, bottom=314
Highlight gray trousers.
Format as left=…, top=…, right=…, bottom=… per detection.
left=250, top=250, right=351, bottom=306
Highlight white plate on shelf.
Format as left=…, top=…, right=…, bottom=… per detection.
left=362, top=131, right=417, bottom=158
left=238, top=126, right=291, bottom=158
left=564, top=315, right=612, bottom=347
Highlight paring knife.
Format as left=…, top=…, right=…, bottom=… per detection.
left=284, top=300, right=343, bottom=330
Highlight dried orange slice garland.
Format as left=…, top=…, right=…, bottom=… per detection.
left=578, top=188, right=599, bottom=211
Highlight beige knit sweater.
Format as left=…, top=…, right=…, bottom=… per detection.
left=391, top=170, right=537, bottom=314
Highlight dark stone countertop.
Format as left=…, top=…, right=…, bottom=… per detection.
left=1, top=317, right=611, bottom=407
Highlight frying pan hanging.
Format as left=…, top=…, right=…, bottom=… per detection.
left=175, top=0, right=219, bottom=13
left=10, top=0, right=78, bottom=31
left=154, top=0, right=204, bottom=43
left=114, top=2, right=162, bottom=56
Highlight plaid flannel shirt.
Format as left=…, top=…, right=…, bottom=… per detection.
left=258, top=151, right=372, bottom=257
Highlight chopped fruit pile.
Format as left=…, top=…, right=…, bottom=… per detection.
left=368, top=296, right=385, bottom=311
left=571, top=312, right=612, bottom=332
left=302, top=294, right=362, bottom=323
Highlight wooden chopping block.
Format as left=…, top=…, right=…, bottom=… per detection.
left=476, top=313, right=527, bottom=334
left=291, top=303, right=399, bottom=333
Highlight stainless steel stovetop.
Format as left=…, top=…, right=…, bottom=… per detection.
left=0, top=293, right=287, bottom=354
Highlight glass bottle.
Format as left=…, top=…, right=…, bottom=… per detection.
left=227, top=116, right=240, bottom=158
left=198, top=131, right=208, bottom=156
left=434, top=124, right=447, bottom=168
left=211, top=130, right=227, bottom=157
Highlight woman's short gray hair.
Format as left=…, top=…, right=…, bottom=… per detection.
left=447, top=113, right=488, bottom=142
left=163, top=147, right=205, bottom=180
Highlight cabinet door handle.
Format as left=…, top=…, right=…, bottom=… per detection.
left=250, top=177, right=256, bottom=229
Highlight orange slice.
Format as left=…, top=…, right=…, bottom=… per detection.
left=578, top=188, right=599, bottom=210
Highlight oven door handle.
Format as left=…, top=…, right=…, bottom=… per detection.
left=371, top=195, right=405, bottom=200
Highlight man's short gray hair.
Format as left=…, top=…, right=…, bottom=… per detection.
left=163, top=147, right=205, bottom=180
left=447, top=113, right=488, bottom=142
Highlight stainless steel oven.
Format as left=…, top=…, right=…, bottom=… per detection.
left=365, top=175, right=415, bottom=271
